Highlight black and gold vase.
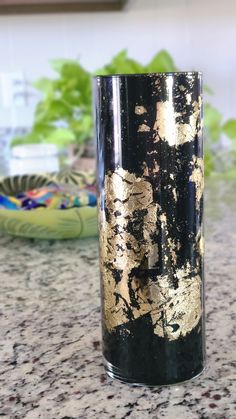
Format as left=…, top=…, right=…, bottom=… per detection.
left=94, top=72, right=205, bottom=386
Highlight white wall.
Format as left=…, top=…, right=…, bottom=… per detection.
left=0, top=0, right=236, bottom=128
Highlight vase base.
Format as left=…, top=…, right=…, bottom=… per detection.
left=104, top=358, right=206, bottom=388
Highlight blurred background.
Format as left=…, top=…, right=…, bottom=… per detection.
left=0, top=0, right=236, bottom=178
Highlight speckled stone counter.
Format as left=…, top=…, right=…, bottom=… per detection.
left=0, top=181, right=235, bottom=419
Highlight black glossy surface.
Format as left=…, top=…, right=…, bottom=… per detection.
left=94, top=73, right=205, bottom=386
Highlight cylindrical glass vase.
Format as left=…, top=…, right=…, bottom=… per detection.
left=94, top=72, right=205, bottom=386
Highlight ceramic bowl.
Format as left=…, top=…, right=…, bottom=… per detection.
left=0, top=169, right=97, bottom=239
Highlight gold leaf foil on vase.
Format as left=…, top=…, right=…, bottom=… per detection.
left=100, top=169, right=202, bottom=340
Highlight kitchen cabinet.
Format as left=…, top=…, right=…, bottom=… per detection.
left=0, top=0, right=127, bottom=14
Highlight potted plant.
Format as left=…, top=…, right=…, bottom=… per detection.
left=12, top=50, right=236, bottom=177
left=12, top=59, right=94, bottom=170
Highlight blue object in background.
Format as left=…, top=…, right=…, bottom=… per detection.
left=0, top=195, right=19, bottom=210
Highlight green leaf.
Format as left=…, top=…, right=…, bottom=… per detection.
left=11, top=122, right=56, bottom=147
left=50, top=58, right=74, bottom=73
left=204, top=103, right=223, bottom=142
left=102, top=49, right=128, bottom=73
left=70, top=114, right=93, bottom=143
left=32, top=122, right=54, bottom=135
left=33, top=78, right=54, bottom=95
left=44, top=128, right=76, bottom=148
left=203, top=84, right=214, bottom=95
left=61, top=62, right=90, bottom=80
left=204, top=150, right=215, bottom=176
left=98, top=50, right=145, bottom=75
left=35, top=99, right=72, bottom=124
left=11, top=132, right=44, bottom=147
left=145, top=50, right=176, bottom=73
left=11, top=135, right=30, bottom=147
left=222, top=119, right=236, bottom=140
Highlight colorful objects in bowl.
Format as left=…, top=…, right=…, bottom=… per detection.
left=0, top=169, right=98, bottom=239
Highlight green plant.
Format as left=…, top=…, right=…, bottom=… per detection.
left=12, top=50, right=176, bottom=150
left=97, top=49, right=177, bottom=74
left=12, top=49, right=236, bottom=176
left=204, top=102, right=236, bottom=176
left=13, top=59, right=93, bottom=149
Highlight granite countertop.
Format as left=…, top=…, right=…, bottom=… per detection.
left=0, top=181, right=235, bottom=419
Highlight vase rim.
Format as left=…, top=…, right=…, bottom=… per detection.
left=94, top=71, right=202, bottom=79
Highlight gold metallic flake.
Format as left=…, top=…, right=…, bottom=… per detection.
left=172, top=187, right=177, bottom=202
left=142, top=161, right=149, bottom=177
left=190, top=156, right=204, bottom=209
left=100, top=168, right=202, bottom=340
left=153, top=95, right=202, bottom=146
left=153, top=161, right=160, bottom=173
left=159, top=213, right=167, bottom=224
left=138, top=124, right=151, bottom=132
left=153, top=101, right=176, bottom=146
left=167, top=237, right=177, bottom=265
left=135, top=105, right=147, bottom=115
left=150, top=271, right=202, bottom=340
left=186, top=93, right=191, bottom=104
